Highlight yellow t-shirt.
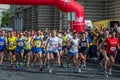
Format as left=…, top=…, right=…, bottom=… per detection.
left=33, top=37, right=42, bottom=48
left=24, top=37, right=31, bottom=50
left=41, top=35, right=44, bottom=39
left=92, top=37, right=97, bottom=46
left=7, top=36, right=16, bottom=50
left=62, top=35, right=68, bottom=45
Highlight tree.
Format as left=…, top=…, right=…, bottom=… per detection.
left=1, top=9, right=10, bottom=27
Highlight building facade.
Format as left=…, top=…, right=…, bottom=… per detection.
left=9, top=0, right=120, bottom=31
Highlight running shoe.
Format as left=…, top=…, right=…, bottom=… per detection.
left=49, top=68, right=53, bottom=73
left=67, top=63, right=71, bottom=68
left=39, top=67, right=43, bottom=71
left=27, top=64, right=30, bottom=68
left=99, top=63, right=104, bottom=71
left=31, top=63, right=34, bottom=67
left=20, top=63, right=23, bottom=69
left=104, top=71, right=108, bottom=78
left=61, top=63, right=64, bottom=68
left=74, top=69, right=78, bottom=73
left=83, top=62, right=86, bottom=68
left=47, top=62, right=50, bottom=69
left=108, top=71, right=112, bottom=76
left=78, top=68, right=82, bottom=73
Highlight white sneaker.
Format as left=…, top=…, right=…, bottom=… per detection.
left=49, top=68, right=53, bottom=73
left=108, top=71, right=112, bottom=76
left=78, top=68, right=82, bottom=72
left=83, top=62, right=86, bottom=68
left=80, top=64, right=84, bottom=68
left=105, top=72, right=108, bottom=78
left=31, top=63, right=34, bottom=67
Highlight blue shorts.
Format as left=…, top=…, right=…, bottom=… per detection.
left=31, top=47, right=42, bottom=54
left=43, top=50, right=49, bottom=54
left=0, top=46, right=5, bottom=52
left=62, top=46, right=66, bottom=50
left=16, top=47, right=24, bottom=53
left=58, top=48, right=62, bottom=52
left=52, top=49, right=59, bottom=53
left=68, top=52, right=77, bottom=57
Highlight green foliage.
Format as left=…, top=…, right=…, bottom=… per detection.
left=1, top=9, right=10, bottom=27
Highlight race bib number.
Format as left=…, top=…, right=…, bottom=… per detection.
left=9, top=42, right=13, bottom=46
left=110, top=47, right=116, bottom=51
left=35, top=41, right=40, bottom=46
left=18, top=42, right=23, bottom=46
left=81, top=43, right=86, bottom=47
left=0, top=42, right=4, bottom=45
left=53, top=44, right=58, bottom=48
left=72, top=46, right=77, bottom=51
left=25, top=42, right=30, bottom=46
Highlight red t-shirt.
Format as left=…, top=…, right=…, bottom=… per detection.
left=105, top=37, right=119, bottom=54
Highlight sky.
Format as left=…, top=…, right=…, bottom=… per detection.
left=0, top=4, right=10, bottom=9
left=0, top=4, right=10, bottom=16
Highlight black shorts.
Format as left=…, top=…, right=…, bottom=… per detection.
left=49, top=52, right=58, bottom=58
left=98, top=52, right=104, bottom=61
left=8, top=50, right=16, bottom=55
left=79, top=48, right=87, bottom=55
left=0, top=49, right=5, bottom=52
left=24, top=50, right=31, bottom=56
left=107, top=53, right=116, bottom=58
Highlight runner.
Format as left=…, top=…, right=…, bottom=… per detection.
left=0, top=31, right=7, bottom=65
left=16, top=32, right=24, bottom=69
left=62, top=32, right=68, bottom=57
left=58, top=33, right=64, bottom=68
left=7, top=31, right=16, bottom=66
left=31, top=30, right=43, bottom=71
left=78, top=32, right=89, bottom=72
left=100, top=31, right=120, bottom=77
left=98, top=30, right=109, bottom=72
left=67, top=32, right=79, bottom=73
left=24, top=32, right=32, bottom=67
left=46, top=30, right=60, bottom=73
left=42, top=35, right=50, bottom=68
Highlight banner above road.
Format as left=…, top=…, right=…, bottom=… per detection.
left=0, top=0, right=85, bottom=33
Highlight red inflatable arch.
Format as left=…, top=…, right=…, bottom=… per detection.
left=0, top=0, right=85, bottom=33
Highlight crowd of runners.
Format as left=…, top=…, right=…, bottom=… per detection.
left=0, top=27, right=119, bottom=77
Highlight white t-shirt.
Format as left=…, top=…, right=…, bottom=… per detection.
left=69, top=38, right=79, bottom=53
left=67, top=33, right=73, bottom=40
left=48, top=36, right=59, bottom=52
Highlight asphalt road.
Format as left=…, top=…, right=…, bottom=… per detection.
left=0, top=62, right=120, bottom=80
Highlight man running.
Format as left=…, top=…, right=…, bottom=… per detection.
left=7, top=31, right=16, bottom=66
left=78, top=32, right=89, bottom=72
left=67, top=32, right=79, bottom=73
left=46, top=30, right=60, bottom=73
left=100, top=31, right=120, bottom=77
left=0, top=31, right=7, bottom=65
left=31, top=30, right=43, bottom=71
left=24, top=32, right=32, bottom=67
left=16, top=32, right=24, bottom=69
